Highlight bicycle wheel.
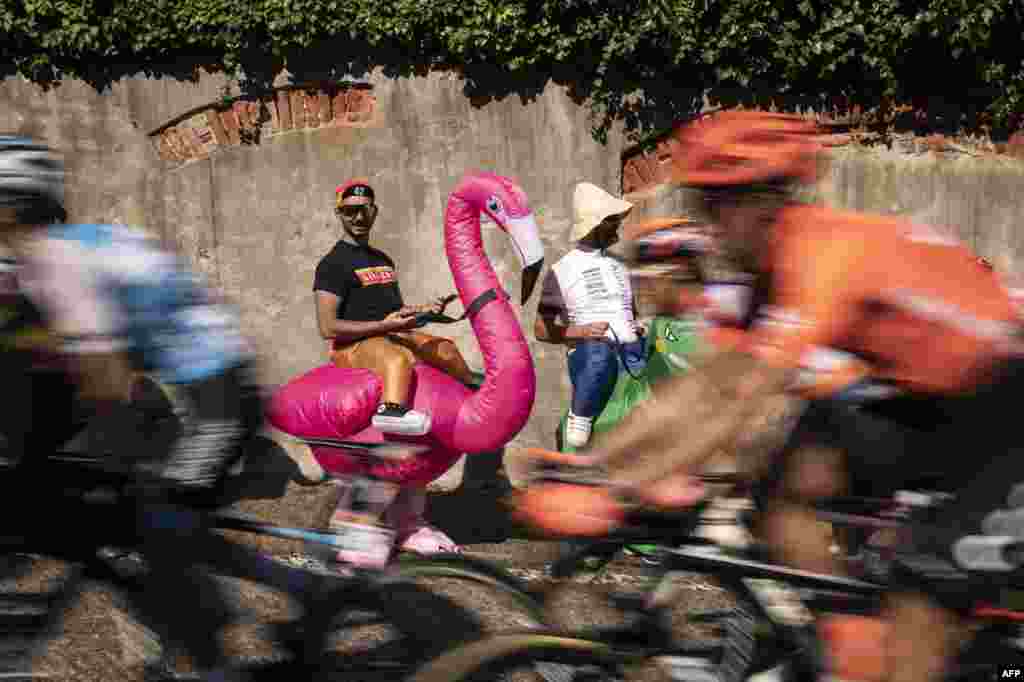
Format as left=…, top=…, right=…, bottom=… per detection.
left=301, top=575, right=490, bottom=680
left=408, top=630, right=723, bottom=682
left=389, top=553, right=548, bottom=627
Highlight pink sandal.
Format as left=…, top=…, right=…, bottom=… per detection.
left=397, top=524, right=461, bottom=555
left=388, top=487, right=461, bottom=555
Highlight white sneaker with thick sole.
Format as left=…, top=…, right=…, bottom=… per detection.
left=564, top=412, right=594, bottom=448
left=371, top=403, right=432, bottom=436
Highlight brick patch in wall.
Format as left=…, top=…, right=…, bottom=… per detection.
left=150, top=83, right=378, bottom=167
left=317, top=92, right=332, bottom=126
left=276, top=90, right=293, bottom=131
left=1006, top=131, right=1024, bottom=159
left=289, top=90, right=307, bottom=129
left=220, top=107, right=241, bottom=146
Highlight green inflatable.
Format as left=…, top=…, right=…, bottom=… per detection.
left=556, top=315, right=707, bottom=453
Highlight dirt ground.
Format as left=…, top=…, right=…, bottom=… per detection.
left=3, top=471, right=736, bottom=682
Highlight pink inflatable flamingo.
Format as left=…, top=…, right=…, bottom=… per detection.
left=266, top=171, right=545, bottom=486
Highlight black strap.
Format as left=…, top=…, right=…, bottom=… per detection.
left=607, top=327, right=650, bottom=382
left=461, top=288, right=500, bottom=319
left=413, top=289, right=502, bottom=327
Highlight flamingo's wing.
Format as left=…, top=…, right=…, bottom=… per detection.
left=267, top=363, right=465, bottom=486
left=266, top=364, right=381, bottom=440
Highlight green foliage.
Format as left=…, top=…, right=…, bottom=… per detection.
left=2, top=0, right=1022, bottom=142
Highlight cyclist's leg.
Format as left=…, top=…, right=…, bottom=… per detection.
left=883, top=462, right=1014, bottom=682
left=124, top=365, right=250, bottom=674
left=756, top=399, right=942, bottom=575
left=882, top=592, right=964, bottom=682
left=884, top=359, right=1024, bottom=682
left=12, top=368, right=79, bottom=476
left=0, top=474, right=129, bottom=566
left=755, top=401, right=850, bottom=574
left=0, top=369, right=117, bottom=563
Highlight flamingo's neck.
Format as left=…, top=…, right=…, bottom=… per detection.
left=445, top=197, right=500, bottom=304
left=442, top=192, right=535, bottom=453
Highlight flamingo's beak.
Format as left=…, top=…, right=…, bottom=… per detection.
left=520, top=259, right=543, bottom=305
left=506, top=213, right=545, bottom=304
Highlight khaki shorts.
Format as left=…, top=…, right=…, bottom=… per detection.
left=329, top=331, right=469, bottom=404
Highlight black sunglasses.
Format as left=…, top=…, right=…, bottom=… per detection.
left=336, top=205, right=373, bottom=219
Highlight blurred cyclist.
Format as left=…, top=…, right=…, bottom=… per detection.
left=0, top=134, right=275, bottom=682
left=520, top=110, right=1024, bottom=682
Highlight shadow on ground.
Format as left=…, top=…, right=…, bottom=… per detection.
left=223, top=439, right=534, bottom=555
left=422, top=449, right=528, bottom=545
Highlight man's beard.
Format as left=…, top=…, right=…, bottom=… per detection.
left=343, top=220, right=372, bottom=241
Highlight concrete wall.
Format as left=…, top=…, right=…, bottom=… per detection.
left=0, top=74, right=241, bottom=230
left=1, top=71, right=623, bottom=477
left=821, top=146, right=1024, bottom=275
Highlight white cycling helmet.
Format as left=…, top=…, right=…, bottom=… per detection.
left=0, top=135, right=65, bottom=213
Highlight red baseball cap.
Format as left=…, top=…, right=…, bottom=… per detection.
left=335, top=178, right=375, bottom=207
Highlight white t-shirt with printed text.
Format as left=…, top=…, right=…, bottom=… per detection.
left=539, top=248, right=638, bottom=344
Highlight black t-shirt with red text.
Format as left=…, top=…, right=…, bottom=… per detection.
left=313, top=240, right=404, bottom=322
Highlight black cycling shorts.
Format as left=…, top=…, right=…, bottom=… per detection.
left=762, top=358, right=1024, bottom=614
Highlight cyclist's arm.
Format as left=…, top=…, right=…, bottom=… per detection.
left=596, top=234, right=863, bottom=498
left=793, top=350, right=873, bottom=400
left=596, top=349, right=796, bottom=496
left=73, top=351, right=137, bottom=405
left=22, top=238, right=136, bottom=406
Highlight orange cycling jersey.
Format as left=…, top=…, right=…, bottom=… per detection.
left=722, top=205, right=1021, bottom=396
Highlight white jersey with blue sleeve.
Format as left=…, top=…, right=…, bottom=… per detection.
left=19, top=224, right=249, bottom=384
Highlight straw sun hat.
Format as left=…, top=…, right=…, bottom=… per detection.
left=571, top=182, right=634, bottom=242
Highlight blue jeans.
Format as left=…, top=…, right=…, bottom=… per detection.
left=567, top=339, right=647, bottom=418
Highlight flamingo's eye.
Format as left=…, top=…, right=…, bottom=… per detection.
left=486, top=196, right=503, bottom=216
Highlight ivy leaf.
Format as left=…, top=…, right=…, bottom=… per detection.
left=1, top=0, right=1020, bottom=142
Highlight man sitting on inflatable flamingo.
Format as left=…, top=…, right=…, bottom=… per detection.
left=275, top=172, right=545, bottom=564
left=315, top=178, right=480, bottom=437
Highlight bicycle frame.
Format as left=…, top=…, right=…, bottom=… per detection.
left=539, top=496, right=1024, bottom=681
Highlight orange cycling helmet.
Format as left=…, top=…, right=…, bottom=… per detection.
left=671, top=110, right=823, bottom=188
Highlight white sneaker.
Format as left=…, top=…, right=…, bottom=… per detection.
left=565, top=412, right=594, bottom=448
left=372, top=403, right=431, bottom=436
